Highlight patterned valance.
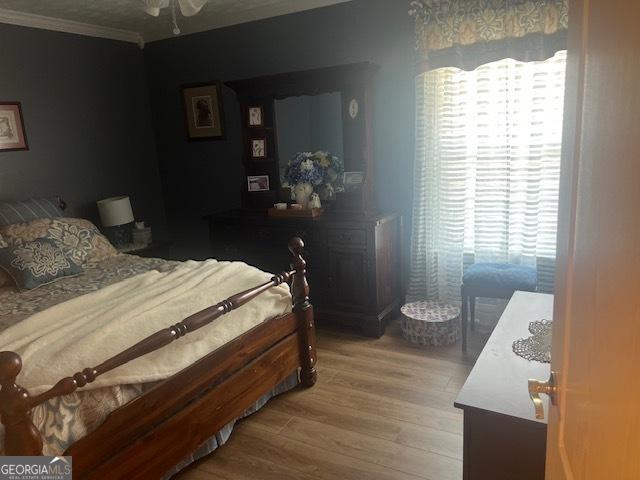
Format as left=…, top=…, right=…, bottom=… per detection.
left=409, top=0, right=568, bottom=72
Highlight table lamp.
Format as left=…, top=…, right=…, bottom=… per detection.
left=97, top=196, right=135, bottom=247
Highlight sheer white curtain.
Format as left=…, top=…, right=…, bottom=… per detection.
left=408, top=51, right=567, bottom=316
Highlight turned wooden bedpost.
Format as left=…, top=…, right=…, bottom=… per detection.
left=0, top=351, right=43, bottom=455
left=289, top=237, right=317, bottom=387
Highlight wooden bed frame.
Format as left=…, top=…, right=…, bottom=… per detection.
left=0, top=237, right=317, bottom=479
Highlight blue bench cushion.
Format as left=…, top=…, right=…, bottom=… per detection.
left=463, top=262, right=537, bottom=291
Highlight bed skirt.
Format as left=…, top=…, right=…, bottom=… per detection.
left=163, top=372, right=299, bottom=478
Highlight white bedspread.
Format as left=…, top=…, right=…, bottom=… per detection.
left=0, top=259, right=291, bottom=395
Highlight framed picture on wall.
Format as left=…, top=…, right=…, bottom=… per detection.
left=247, top=175, right=270, bottom=192
left=0, top=102, right=28, bottom=152
left=250, top=138, right=267, bottom=159
left=182, top=81, right=225, bottom=140
left=247, top=106, right=264, bottom=127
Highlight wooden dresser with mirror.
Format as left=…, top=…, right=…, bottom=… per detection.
left=206, top=63, right=402, bottom=336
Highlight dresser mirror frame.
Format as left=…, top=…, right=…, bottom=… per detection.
left=226, top=62, right=379, bottom=214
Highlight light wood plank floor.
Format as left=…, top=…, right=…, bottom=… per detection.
left=176, top=319, right=489, bottom=480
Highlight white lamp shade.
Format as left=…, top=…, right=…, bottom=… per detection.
left=97, top=196, right=134, bottom=227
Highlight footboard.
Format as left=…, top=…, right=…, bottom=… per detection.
left=0, top=237, right=317, bottom=478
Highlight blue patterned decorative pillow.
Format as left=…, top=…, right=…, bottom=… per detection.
left=0, top=217, right=117, bottom=268
left=0, top=238, right=83, bottom=290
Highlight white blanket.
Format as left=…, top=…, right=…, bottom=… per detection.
left=0, top=260, right=292, bottom=395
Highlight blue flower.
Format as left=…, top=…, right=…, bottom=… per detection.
left=284, top=151, right=344, bottom=188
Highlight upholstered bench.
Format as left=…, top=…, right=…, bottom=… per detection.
left=461, top=263, right=537, bottom=352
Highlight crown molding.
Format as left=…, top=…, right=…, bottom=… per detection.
left=144, top=0, right=353, bottom=43
left=0, top=8, right=145, bottom=48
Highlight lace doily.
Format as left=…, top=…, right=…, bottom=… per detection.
left=512, top=320, right=553, bottom=363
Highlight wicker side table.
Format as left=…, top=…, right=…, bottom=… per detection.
left=400, top=301, right=461, bottom=346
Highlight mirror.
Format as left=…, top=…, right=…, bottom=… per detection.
left=275, top=92, right=343, bottom=184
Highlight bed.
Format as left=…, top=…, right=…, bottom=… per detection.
left=0, top=199, right=317, bottom=479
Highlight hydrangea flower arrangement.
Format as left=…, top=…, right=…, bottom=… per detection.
left=283, top=151, right=344, bottom=188
left=283, top=152, right=323, bottom=186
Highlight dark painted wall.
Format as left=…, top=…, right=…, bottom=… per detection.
left=144, top=0, right=415, bottom=249
left=0, top=24, right=167, bottom=237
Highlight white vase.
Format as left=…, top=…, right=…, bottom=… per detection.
left=309, top=193, right=322, bottom=209
left=294, top=182, right=314, bottom=209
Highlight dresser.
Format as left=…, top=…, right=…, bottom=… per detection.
left=455, top=291, right=552, bottom=480
left=206, top=209, right=402, bottom=336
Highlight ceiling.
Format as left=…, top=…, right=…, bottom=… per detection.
left=0, top=0, right=352, bottom=45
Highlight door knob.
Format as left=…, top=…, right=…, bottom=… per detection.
left=528, top=371, right=557, bottom=420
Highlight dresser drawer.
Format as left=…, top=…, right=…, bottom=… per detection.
left=327, top=228, right=366, bottom=246
left=206, top=210, right=403, bottom=338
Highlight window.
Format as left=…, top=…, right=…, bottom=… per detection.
left=409, top=51, right=567, bottom=304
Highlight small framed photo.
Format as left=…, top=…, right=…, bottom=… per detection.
left=0, top=102, right=28, bottom=152
left=182, top=81, right=225, bottom=140
left=343, top=171, right=365, bottom=191
left=247, top=175, right=270, bottom=192
left=250, top=138, right=267, bottom=159
left=248, top=106, right=264, bottom=127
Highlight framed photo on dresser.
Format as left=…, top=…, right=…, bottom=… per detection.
left=247, top=175, right=270, bottom=192
left=182, top=81, right=225, bottom=140
left=247, top=106, right=264, bottom=127
left=250, top=138, right=267, bottom=159
left=0, top=102, right=28, bottom=152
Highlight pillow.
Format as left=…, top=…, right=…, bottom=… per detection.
left=0, top=198, right=64, bottom=228
left=0, top=238, right=83, bottom=291
left=0, top=217, right=117, bottom=267
left=46, top=218, right=117, bottom=266
left=0, top=233, right=9, bottom=287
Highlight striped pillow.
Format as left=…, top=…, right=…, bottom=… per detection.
left=0, top=198, right=64, bottom=228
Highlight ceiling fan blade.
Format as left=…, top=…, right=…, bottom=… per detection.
left=178, top=0, right=208, bottom=17
left=142, top=0, right=170, bottom=17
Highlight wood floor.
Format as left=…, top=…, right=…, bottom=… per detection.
left=176, top=319, right=489, bottom=480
